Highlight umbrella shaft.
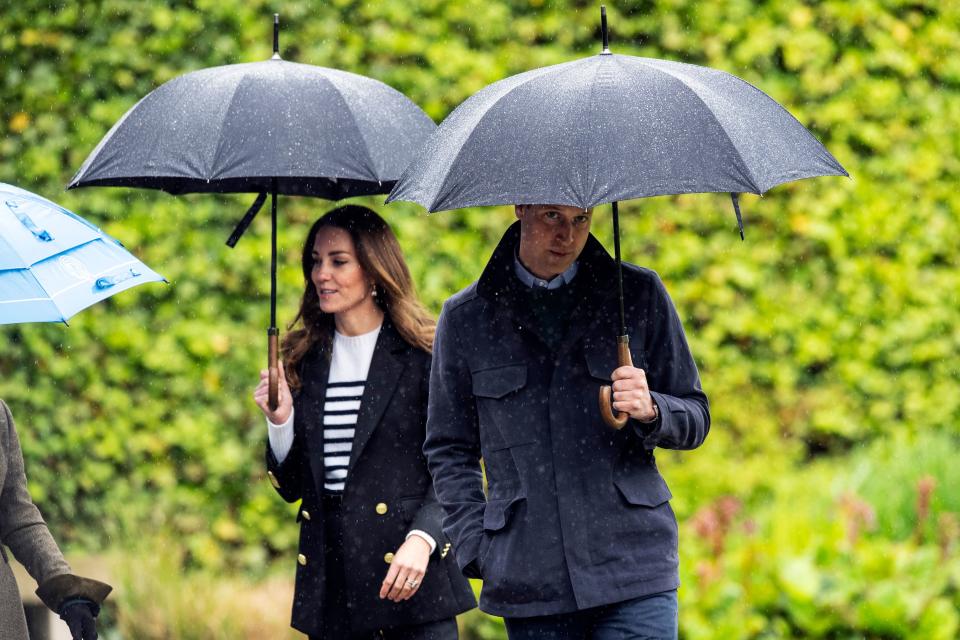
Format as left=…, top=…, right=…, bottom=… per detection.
left=271, top=182, right=277, bottom=328
left=612, top=201, right=626, bottom=336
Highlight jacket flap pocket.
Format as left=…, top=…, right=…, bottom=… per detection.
left=613, top=467, right=673, bottom=507
left=472, top=364, right=527, bottom=399
left=483, top=495, right=525, bottom=532
left=585, top=342, right=644, bottom=383
left=585, top=348, right=617, bottom=383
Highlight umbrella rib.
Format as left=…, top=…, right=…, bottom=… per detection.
left=704, top=69, right=849, bottom=183
left=207, top=72, right=260, bottom=181
left=582, top=61, right=607, bottom=207
left=321, top=73, right=381, bottom=182
left=429, top=62, right=582, bottom=211
left=69, top=94, right=150, bottom=187
left=628, top=58, right=764, bottom=195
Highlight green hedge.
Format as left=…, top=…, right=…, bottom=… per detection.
left=1, top=1, right=958, bottom=635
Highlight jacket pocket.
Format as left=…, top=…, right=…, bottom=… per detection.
left=482, top=495, right=526, bottom=532
left=613, top=465, right=673, bottom=508
left=471, top=364, right=536, bottom=448
left=478, top=495, right=526, bottom=577
left=472, top=364, right=526, bottom=399
left=584, top=343, right=646, bottom=383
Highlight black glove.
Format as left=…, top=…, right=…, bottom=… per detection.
left=59, top=599, right=99, bottom=640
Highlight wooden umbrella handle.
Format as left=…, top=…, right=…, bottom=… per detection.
left=599, top=335, right=633, bottom=430
left=268, top=329, right=279, bottom=412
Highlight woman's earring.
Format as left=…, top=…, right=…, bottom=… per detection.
left=371, top=287, right=377, bottom=298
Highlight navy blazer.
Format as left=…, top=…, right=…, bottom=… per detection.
left=266, top=322, right=476, bottom=636
left=424, top=223, right=710, bottom=618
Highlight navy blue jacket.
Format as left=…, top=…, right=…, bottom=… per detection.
left=424, top=223, right=710, bottom=618
left=266, top=322, right=476, bottom=635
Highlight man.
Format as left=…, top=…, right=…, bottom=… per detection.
left=424, top=204, right=710, bottom=639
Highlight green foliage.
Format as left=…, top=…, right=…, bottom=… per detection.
left=677, top=432, right=960, bottom=639
left=1, top=0, right=958, bottom=637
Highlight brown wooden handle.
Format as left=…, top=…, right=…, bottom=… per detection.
left=268, top=329, right=279, bottom=412
left=599, top=335, right=634, bottom=430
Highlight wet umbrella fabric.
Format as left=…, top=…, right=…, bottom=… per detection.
left=387, top=53, right=847, bottom=212
left=67, top=18, right=436, bottom=408
left=0, top=183, right=165, bottom=324
left=68, top=59, right=436, bottom=198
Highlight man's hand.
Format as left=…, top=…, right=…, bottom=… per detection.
left=611, top=366, right=658, bottom=422
left=379, top=534, right=431, bottom=602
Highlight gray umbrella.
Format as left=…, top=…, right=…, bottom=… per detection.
left=70, top=15, right=436, bottom=408
left=388, top=7, right=847, bottom=428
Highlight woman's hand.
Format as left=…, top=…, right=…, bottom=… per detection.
left=253, top=361, right=293, bottom=424
left=379, top=534, right=431, bottom=602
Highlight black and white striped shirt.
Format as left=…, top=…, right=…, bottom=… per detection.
left=267, top=326, right=381, bottom=494
left=321, top=380, right=364, bottom=491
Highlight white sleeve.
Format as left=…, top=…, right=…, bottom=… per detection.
left=267, top=408, right=295, bottom=464
left=406, top=529, right=437, bottom=554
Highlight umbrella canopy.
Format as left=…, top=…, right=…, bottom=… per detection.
left=0, top=182, right=165, bottom=324
left=388, top=7, right=847, bottom=429
left=388, top=53, right=847, bottom=212
left=68, top=15, right=435, bottom=409
left=68, top=59, right=435, bottom=199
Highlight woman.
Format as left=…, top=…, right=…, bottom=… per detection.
left=0, top=400, right=111, bottom=640
left=254, top=205, right=475, bottom=640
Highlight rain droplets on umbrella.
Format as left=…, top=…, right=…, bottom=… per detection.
left=69, top=14, right=437, bottom=408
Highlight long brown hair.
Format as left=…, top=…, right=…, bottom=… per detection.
left=282, top=205, right=435, bottom=391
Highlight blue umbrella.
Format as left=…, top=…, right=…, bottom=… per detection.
left=0, top=182, right=165, bottom=324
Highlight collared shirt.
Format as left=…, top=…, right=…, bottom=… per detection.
left=513, top=253, right=579, bottom=290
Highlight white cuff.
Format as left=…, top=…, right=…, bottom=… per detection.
left=406, top=530, right=437, bottom=554
left=267, top=408, right=295, bottom=464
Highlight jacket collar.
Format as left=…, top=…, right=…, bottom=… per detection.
left=345, top=318, right=407, bottom=476
left=478, top=222, right=618, bottom=302
left=477, top=222, right=621, bottom=351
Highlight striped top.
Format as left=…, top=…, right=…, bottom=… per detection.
left=321, top=326, right=380, bottom=493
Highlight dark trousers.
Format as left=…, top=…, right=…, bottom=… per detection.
left=503, top=590, right=678, bottom=640
left=312, top=495, right=458, bottom=640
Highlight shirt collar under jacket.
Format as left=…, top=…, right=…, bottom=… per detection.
left=513, top=251, right=579, bottom=290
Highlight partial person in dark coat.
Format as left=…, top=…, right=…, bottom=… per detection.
left=0, top=400, right=111, bottom=640
left=424, top=205, right=710, bottom=639
left=255, top=206, right=476, bottom=640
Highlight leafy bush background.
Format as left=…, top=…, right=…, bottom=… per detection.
left=1, top=1, right=958, bottom=637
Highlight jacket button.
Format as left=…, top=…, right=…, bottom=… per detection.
left=301, top=510, right=311, bottom=521
left=297, top=554, right=307, bottom=566
left=267, top=471, right=281, bottom=489
left=384, top=552, right=394, bottom=564
left=375, top=502, right=388, bottom=515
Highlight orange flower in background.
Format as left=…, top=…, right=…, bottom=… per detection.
left=8, top=112, right=30, bottom=134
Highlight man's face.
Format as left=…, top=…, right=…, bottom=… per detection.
left=515, top=204, right=592, bottom=279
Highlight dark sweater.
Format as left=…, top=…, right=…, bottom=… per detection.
left=518, top=281, right=581, bottom=351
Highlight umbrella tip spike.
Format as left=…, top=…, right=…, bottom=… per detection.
left=272, top=13, right=281, bottom=59
left=600, top=5, right=611, bottom=54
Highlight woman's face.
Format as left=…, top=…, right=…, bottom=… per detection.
left=310, top=226, right=376, bottom=319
